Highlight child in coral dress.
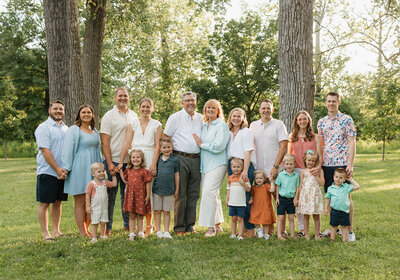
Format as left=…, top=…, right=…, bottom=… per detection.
left=294, top=150, right=325, bottom=240
left=248, top=170, right=276, bottom=240
left=121, top=149, right=153, bottom=240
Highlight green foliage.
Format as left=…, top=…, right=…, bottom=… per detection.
left=0, top=140, right=36, bottom=158
left=186, top=12, right=279, bottom=122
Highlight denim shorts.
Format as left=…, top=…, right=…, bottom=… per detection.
left=229, top=206, right=245, bottom=218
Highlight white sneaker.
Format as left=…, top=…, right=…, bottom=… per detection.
left=337, top=229, right=342, bottom=236
left=263, top=234, right=270, bottom=240
left=230, top=234, right=237, bottom=239
left=91, top=238, right=97, bottom=243
left=348, top=231, right=356, bottom=242
left=129, top=232, right=136, bottom=241
left=163, top=232, right=173, bottom=239
left=137, top=231, right=145, bottom=239
left=322, top=229, right=331, bottom=236
left=256, top=228, right=263, bottom=238
left=237, top=236, right=244, bottom=240
left=156, top=231, right=163, bottom=239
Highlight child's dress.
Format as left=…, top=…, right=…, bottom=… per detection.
left=249, top=184, right=276, bottom=225
left=86, top=180, right=114, bottom=224
left=297, top=170, right=323, bottom=215
left=122, top=168, right=153, bottom=215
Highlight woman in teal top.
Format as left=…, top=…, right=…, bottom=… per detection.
left=62, top=104, right=101, bottom=237
left=193, top=99, right=229, bottom=236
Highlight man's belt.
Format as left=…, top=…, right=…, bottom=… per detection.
left=173, top=150, right=200, bottom=159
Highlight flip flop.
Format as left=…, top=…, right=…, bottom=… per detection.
left=295, top=232, right=305, bottom=238
left=54, top=234, right=65, bottom=238
left=44, top=237, right=55, bottom=242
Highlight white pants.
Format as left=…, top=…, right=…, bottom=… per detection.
left=198, top=165, right=227, bottom=227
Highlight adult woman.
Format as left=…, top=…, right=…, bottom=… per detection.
left=226, top=108, right=257, bottom=237
left=119, top=98, right=162, bottom=235
left=288, top=110, right=323, bottom=237
left=193, top=99, right=229, bottom=236
left=63, top=104, right=101, bottom=236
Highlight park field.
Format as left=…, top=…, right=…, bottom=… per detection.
left=0, top=154, right=399, bottom=279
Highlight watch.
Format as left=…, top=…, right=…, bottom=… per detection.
left=274, top=164, right=279, bottom=169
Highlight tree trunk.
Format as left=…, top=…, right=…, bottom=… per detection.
left=4, top=134, right=7, bottom=161
left=82, top=0, right=107, bottom=128
left=43, top=0, right=84, bottom=126
left=382, top=139, right=385, bottom=161
left=278, top=0, right=315, bottom=130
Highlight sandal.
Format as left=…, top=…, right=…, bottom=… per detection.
left=44, top=237, right=55, bottom=242
left=295, top=231, right=305, bottom=238
left=145, top=225, right=154, bottom=236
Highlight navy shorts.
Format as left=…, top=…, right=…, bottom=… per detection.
left=36, top=174, right=68, bottom=203
left=330, top=208, right=350, bottom=227
left=229, top=206, right=245, bottom=218
left=277, top=195, right=295, bottom=215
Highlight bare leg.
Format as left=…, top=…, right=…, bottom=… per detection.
left=154, top=210, right=162, bottom=232
left=313, top=215, right=321, bottom=239
left=277, top=215, right=285, bottom=239
left=268, top=224, right=275, bottom=236
left=342, top=226, right=349, bottom=242
left=349, top=198, right=354, bottom=232
left=231, top=216, right=238, bottom=235
left=163, top=211, right=170, bottom=233
left=303, top=214, right=310, bottom=240
left=288, top=214, right=295, bottom=238
left=145, top=213, right=153, bottom=235
left=38, top=202, right=51, bottom=239
left=73, top=194, right=90, bottom=237
left=238, top=217, right=245, bottom=236
left=262, top=225, right=268, bottom=234
left=91, top=223, right=98, bottom=239
left=330, top=226, right=338, bottom=241
left=137, top=214, right=144, bottom=233
left=99, top=222, right=106, bottom=237
left=51, top=200, right=63, bottom=237
left=129, top=212, right=137, bottom=235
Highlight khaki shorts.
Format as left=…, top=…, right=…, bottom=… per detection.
left=152, top=193, right=174, bottom=211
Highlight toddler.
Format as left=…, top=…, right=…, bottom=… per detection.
left=225, top=158, right=251, bottom=240
left=325, top=168, right=360, bottom=242
left=274, top=154, right=300, bottom=240
left=85, top=162, right=117, bottom=243
left=248, top=170, right=276, bottom=240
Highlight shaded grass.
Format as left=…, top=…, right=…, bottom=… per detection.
left=0, top=155, right=399, bottom=279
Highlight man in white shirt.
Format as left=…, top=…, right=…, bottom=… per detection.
left=164, top=92, right=202, bottom=235
left=249, top=99, right=288, bottom=179
left=100, top=87, right=138, bottom=235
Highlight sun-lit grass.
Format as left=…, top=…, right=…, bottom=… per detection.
left=0, top=154, right=399, bottom=279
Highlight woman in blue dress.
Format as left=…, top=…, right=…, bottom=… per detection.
left=63, top=104, right=101, bottom=236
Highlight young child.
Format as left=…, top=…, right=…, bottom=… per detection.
left=121, top=149, right=153, bottom=241
left=225, top=158, right=251, bottom=240
left=248, top=170, right=276, bottom=240
left=152, top=138, right=179, bottom=239
left=85, top=162, right=117, bottom=243
left=274, top=154, right=300, bottom=240
left=294, top=150, right=324, bottom=240
left=324, top=168, right=360, bottom=242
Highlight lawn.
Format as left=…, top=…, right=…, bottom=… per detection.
left=0, top=154, right=399, bottom=279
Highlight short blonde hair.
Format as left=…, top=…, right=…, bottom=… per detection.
left=230, top=158, right=244, bottom=168
left=90, top=162, right=104, bottom=173
left=283, top=154, right=296, bottom=163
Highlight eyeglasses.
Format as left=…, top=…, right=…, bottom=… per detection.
left=182, top=99, right=196, bottom=103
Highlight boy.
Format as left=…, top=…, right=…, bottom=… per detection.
left=324, top=168, right=360, bottom=242
left=225, top=158, right=251, bottom=240
left=274, top=154, right=300, bottom=240
left=152, top=137, right=180, bottom=239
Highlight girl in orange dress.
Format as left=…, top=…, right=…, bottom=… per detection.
left=248, top=170, right=276, bottom=239
left=121, top=149, right=153, bottom=240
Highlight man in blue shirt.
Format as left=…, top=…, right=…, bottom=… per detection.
left=35, top=100, right=68, bottom=241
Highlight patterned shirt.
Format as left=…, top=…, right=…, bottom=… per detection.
left=317, top=111, right=356, bottom=167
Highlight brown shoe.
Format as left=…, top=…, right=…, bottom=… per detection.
left=176, top=231, right=185, bottom=236
left=243, top=230, right=256, bottom=238
left=123, top=227, right=129, bottom=231
left=105, top=229, right=111, bottom=237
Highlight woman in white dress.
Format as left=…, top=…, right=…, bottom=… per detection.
left=119, top=98, right=162, bottom=235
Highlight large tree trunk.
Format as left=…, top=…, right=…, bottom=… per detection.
left=278, top=0, right=315, bottom=130
left=43, top=0, right=84, bottom=126
left=82, top=0, right=107, bottom=128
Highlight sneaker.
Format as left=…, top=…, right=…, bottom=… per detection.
left=163, top=232, right=173, bottom=239
left=237, top=236, right=244, bottom=240
left=256, top=228, right=263, bottom=238
left=99, top=235, right=108, bottom=240
left=156, top=231, right=163, bottom=239
left=348, top=231, right=356, bottom=242
left=337, top=229, right=342, bottom=236
left=230, top=234, right=236, bottom=239
left=321, top=229, right=331, bottom=236
left=263, top=234, right=270, bottom=240
left=129, top=233, right=136, bottom=241
left=137, top=231, right=145, bottom=239
left=91, top=238, right=97, bottom=243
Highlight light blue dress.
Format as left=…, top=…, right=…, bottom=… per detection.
left=62, top=125, right=101, bottom=195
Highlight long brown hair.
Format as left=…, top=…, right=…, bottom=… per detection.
left=227, top=108, right=248, bottom=131
left=291, top=110, right=314, bottom=143
left=75, top=104, right=95, bottom=129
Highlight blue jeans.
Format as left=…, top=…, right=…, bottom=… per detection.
left=228, top=160, right=255, bottom=230
left=104, top=160, right=129, bottom=230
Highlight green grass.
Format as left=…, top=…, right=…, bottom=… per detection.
left=0, top=155, right=399, bottom=279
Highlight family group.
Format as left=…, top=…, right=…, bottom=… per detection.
left=35, top=88, right=359, bottom=243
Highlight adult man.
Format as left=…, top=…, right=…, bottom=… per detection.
left=164, top=92, right=202, bottom=235
left=100, top=87, right=138, bottom=235
left=35, top=100, right=68, bottom=241
left=249, top=99, right=288, bottom=179
left=318, top=91, right=357, bottom=241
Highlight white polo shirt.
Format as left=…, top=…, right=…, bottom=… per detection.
left=164, top=109, right=202, bottom=154
left=100, top=106, right=138, bottom=163
left=249, top=118, right=288, bottom=175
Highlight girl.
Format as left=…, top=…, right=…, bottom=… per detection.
left=294, top=150, right=324, bottom=240
left=248, top=170, right=276, bottom=240
left=121, top=150, right=153, bottom=240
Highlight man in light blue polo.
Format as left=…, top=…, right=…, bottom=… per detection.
left=35, top=100, right=68, bottom=241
